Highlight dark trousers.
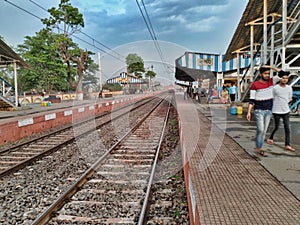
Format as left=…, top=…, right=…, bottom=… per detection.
left=198, top=93, right=201, bottom=103
left=269, top=113, right=291, bottom=146
left=230, top=94, right=235, bottom=102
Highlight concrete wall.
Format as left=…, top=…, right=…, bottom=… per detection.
left=0, top=95, right=146, bottom=146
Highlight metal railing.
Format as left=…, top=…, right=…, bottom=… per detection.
left=239, top=1, right=300, bottom=102
left=0, top=76, right=15, bottom=108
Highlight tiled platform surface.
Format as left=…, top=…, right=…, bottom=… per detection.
left=175, top=93, right=300, bottom=225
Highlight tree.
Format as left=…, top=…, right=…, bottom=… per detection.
left=145, top=69, right=156, bottom=91
left=42, top=0, right=91, bottom=95
left=145, top=70, right=156, bottom=79
left=82, top=58, right=99, bottom=91
left=125, top=53, right=145, bottom=78
left=17, top=30, right=68, bottom=94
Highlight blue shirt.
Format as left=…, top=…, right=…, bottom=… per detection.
left=229, top=85, right=237, bottom=94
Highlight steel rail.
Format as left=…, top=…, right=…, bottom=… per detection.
left=0, top=97, right=156, bottom=178
left=137, top=96, right=173, bottom=225
left=31, top=96, right=167, bottom=225
left=0, top=97, right=153, bottom=154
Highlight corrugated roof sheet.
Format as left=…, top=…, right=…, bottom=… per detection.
left=0, top=39, right=29, bottom=68
left=224, top=0, right=300, bottom=61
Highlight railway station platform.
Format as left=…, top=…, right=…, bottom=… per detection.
left=0, top=92, right=299, bottom=224
left=0, top=94, right=147, bottom=146
left=175, top=92, right=300, bottom=225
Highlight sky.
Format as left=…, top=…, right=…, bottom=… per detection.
left=0, top=0, right=248, bottom=84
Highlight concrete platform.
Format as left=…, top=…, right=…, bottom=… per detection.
left=0, top=95, right=145, bottom=146
left=175, top=92, right=300, bottom=225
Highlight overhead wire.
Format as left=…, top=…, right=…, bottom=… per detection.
left=140, top=0, right=165, bottom=63
left=3, top=0, right=125, bottom=64
left=136, top=0, right=170, bottom=75
left=4, top=0, right=41, bottom=20
left=29, top=0, right=125, bottom=62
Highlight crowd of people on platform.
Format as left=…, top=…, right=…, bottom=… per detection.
left=184, top=82, right=238, bottom=104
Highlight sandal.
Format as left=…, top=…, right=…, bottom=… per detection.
left=255, top=149, right=268, bottom=157
left=267, top=139, right=274, bottom=145
left=284, top=146, right=295, bottom=152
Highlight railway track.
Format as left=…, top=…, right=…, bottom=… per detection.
left=32, top=95, right=175, bottom=224
left=0, top=96, right=160, bottom=178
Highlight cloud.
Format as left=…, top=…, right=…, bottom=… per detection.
left=0, top=0, right=247, bottom=63
left=73, top=0, right=127, bottom=16
left=185, top=16, right=220, bottom=32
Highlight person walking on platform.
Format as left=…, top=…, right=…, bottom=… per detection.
left=197, top=85, right=202, bottom=103
left=229, top=83, right=237, bottom=102
left=267, top=74, right=295, bottom=152
left=184, top=86, right=189, bottom=100
left=246, top=65, right=285, bottom=157
left=221, top=86, right=229, bottom=104
left=98, top=89, right=103, bottom=98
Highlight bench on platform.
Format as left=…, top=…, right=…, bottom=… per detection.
left=104, top=93, right=113, bottom=98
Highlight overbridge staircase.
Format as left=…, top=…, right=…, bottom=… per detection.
left=239, top=1, right=300, bottom=103
left=0, top=77, right=16, bottom=110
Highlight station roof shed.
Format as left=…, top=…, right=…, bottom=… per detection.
left=0, top=39, right=29, bottom=68
left=224, top=0, right=300, bottom=62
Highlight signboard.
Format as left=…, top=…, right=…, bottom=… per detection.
left=198, top=58, right=213, bottom=66
left=18, top=118, right=34, bottom=127
left=202, top=79, right=210, bottom=89
left=175, top=80, right=190, bottom=86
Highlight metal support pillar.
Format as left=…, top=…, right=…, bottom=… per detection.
left=270, top=24, right=275, bottom=67
left=250, top=25, right=254, bottom=82
left=236, top=53, right=241, bottom=101
left=13, top=61, right=18, bottom=107
left=98, top=52, right=102, bottom=90
left=263, top=0, right=268, bottom=63
left=282, top=0, right=287, bottom=69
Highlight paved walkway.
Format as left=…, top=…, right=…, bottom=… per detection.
left=0, top=99, right=98, bottom=122
left=0, top=96, right=124, bottom=125
left=175, top=92, right=300, bottom=225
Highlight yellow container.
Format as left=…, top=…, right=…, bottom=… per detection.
left=237, top=106, right=243, bottom=115
left=41, top=101, right=47, bottom=106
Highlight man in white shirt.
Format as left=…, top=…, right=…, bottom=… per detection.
left=267, top=74, right=295, bottom=151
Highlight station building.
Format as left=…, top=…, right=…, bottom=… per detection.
left=175, top=0, right=300, bottom=103
left=175, top=51, right=260, bottom=92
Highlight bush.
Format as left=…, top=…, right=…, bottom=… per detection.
left=102, top=83, right=122, bottom=91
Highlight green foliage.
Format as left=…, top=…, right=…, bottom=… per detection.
left=102, top=83, right=122, bottom=92
left=41, top=0, right=84, bottom=36
left=41, top=0, right=91, bottom=93
left=125, top=53, right=145, bottom=78
left=159, top=152, right=164, bottom=160
left=83, top=61, right=100, bottom=90
left=17, top=30, right=68, bottom=93
left=170, top=174, right=181, bottom=180
left=3, top=0, right=95, bottom=95
left=145, top=70, right=156, bottom=78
